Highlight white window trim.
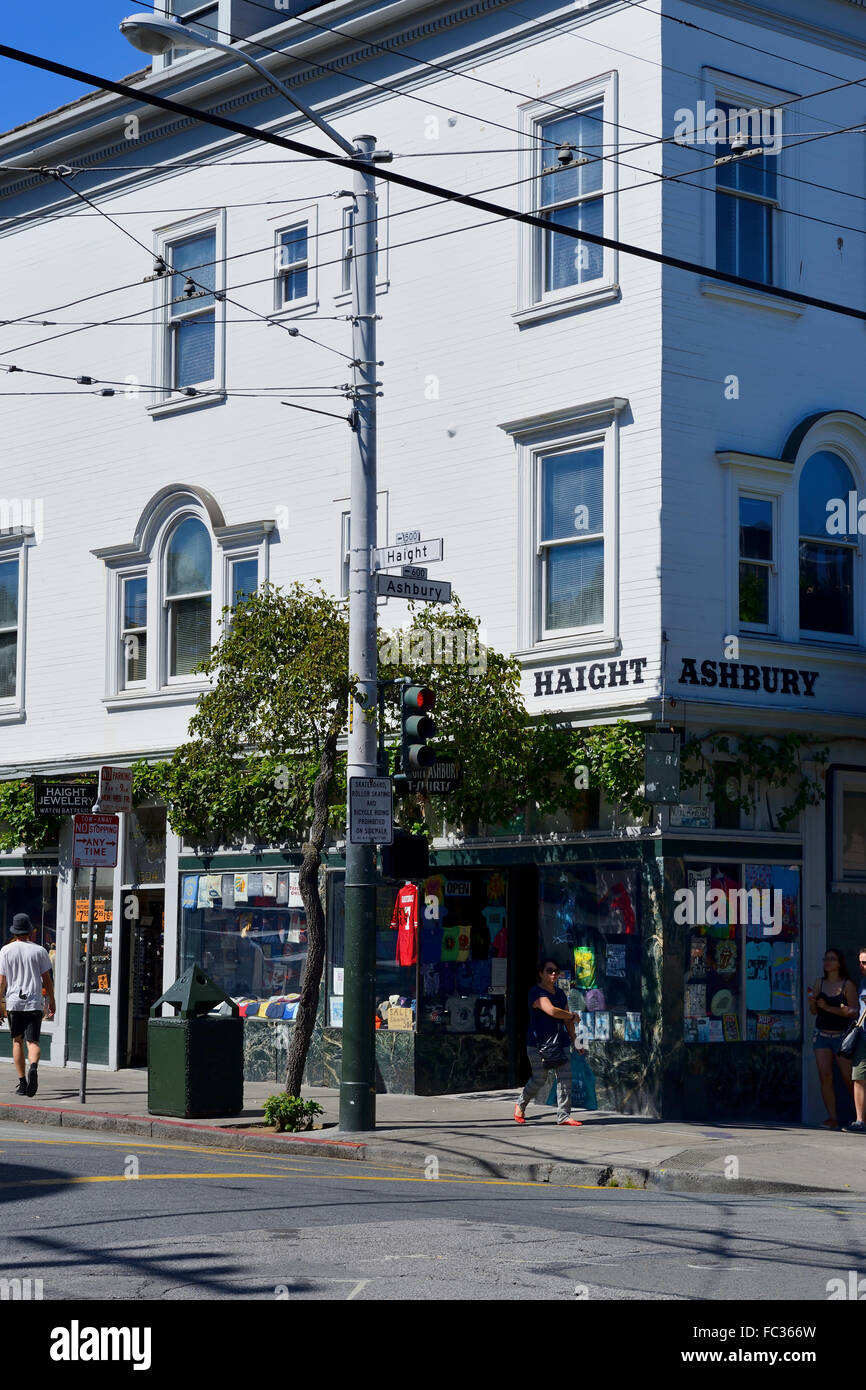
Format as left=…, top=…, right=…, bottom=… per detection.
left=0, top=531, right=31, bottom=724
left=119, top=570, right=149, bottom=693
left=149, top=209, right=227, bottom=418
left=95, top=489, right=274, bottom=709
left=515, top=72, right=619, bottom=325
left=501, top=399, right=626, bottom=653
left=334, top=184, right=389, bottom=305
left=737, top=490, right=779, bottom=637
left=270, top=203, right=319, bottom=319
left=700, top=67, right=800, bottom=308
left=835, top=771, right=866, bottom=882
left=334, top=491, right=389, bottom=602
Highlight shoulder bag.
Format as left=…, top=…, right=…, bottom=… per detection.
left=838, top=1006, right=866, bottom=1059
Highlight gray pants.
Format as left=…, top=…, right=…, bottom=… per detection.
left=518, top=1046, right=572, bottom=1121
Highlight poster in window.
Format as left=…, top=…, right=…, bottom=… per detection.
left=612, top=1014, right=626, bottom=1041
left=606, top=943, right=627, bottom=978
left=594, top=1012, right=610, bottom=1040
left=624, top=1012, right=641, bottom=1042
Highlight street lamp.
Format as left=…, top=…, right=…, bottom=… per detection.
left=121, top=13, right=386, bottom=1131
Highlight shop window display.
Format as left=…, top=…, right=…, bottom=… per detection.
left=682, top=862, right=800, bottom=1043
left=180, top=870, right=308, bottom=1016
left=0, top=875, right=57, bottom=966
left=538, top=866, right=641, bottom=1042
left=72, top=868, right=113, bottom=994
left=328, top=870, right=509, bottom=1034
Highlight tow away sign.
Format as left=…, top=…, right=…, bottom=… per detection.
left=72, top=814, right=119, bottom=868
left=376, top=573, right=451, bottom=603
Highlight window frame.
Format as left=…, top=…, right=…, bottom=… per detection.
left=150, top=209, right=226, bottom=418
left=0, top=537, right=29, bottom=724
left=701, top=68, right=799, bottom=308
left=738, top=491, right=777, bottom=635
left=120, top=572, right=148, bottom=691
left=516, top=72, right=619, bottom=325
left=334, top=185, right=389, bottom=304
left=502, top=399, right=626, bottom=655
left=271, top=204, right=318, bottom=318
left=798, top=452, right=859, bottom=644
left=835, top=772, right=866, bottom=884
left=537, top=444, right=606, bottom=641
left=162, top=513, right=215, bottom=686
left=95, top=488, right=274, bottom=707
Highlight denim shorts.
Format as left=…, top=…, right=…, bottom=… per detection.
left=813, top=1029, right=846, bottom=1054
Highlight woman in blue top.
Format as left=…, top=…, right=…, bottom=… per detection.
left=514, top=960, right=582, bottom=1126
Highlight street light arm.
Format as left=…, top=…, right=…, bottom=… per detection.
left=119, top=13, right=356, bottom=157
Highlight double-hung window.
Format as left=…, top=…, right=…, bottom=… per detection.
left=276, top=223, right=309, bottom=305
left=540, top=448, right=605, bottom=634
left=168, top=231, right=216, bottom=390
left=537, top=108, right=604, bottom=294
left=799, top=451, right=856, bottom=638
left=121, top=576, right=147, bottom=687
left=164, top=3, right=220, bottom=64
left=0, top=559, right=19, bottom=699
left=715, top=104, right=778, bottom=283
left=517, top=74, right=617, bottom=322
left=165, top=517, right=213, bottom=678
left=738, top=496, right=775, bottom=631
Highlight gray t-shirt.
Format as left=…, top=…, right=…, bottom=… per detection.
left=0, top=940, right=51, bottom=1011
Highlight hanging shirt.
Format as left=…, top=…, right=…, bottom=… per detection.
left=390, top=884, right=419, bottom=967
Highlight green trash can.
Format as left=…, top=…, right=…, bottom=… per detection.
left=147, top=965, right=244, bottom=1118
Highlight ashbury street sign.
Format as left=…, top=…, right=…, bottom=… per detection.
left=376, top=573, right=452, bottom=604
left=530, top=654, right=820, bottom=700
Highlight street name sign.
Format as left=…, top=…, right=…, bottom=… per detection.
left=374, top=538, right=443, bottom=569
left=98, top=765, right=133, bottom=813
left=376, top=573, right=452, bottom=603
left=34, top=782, right=97, bottom=815
left=395, top=530, right=421, bottom=544
left=72, top=814, right=120, bottom=868
left=349, top=777, right=394, bottom=845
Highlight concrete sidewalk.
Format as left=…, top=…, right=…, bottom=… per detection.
left=1, top=1063, right=863, bottom=1197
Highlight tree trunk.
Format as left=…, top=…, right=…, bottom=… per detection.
left=284, top=732, right=337, bottom=1096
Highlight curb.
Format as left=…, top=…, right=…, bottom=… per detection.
left=0, top=1101, right=840, bottom=1196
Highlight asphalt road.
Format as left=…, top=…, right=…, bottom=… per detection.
left=0, top=1121, right=864, bottom=1301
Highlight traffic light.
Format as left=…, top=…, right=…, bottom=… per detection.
left=401, top=684, right=436, bottom=771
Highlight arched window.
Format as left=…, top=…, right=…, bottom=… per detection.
left=165, top=516, right=212, bottom=676
left=799, top=451, right=855, bottom=636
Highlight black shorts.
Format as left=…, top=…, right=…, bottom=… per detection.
left=8, top=1010, right=42, bottom=1043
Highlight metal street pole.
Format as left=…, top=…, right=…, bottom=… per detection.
left=339, top=136, right=379, bottom=1132
left=78, top=863, right=97, bottom=1104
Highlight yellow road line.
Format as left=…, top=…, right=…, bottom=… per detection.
left=1, top=1133, right=611, bottom=1187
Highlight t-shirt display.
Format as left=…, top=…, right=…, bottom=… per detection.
left=180, top=872, right=308, bottom=1011
left=390, top=884, right=419, bottom=967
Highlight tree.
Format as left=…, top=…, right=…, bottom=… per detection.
left=132, top=584, right=584, bottom=1095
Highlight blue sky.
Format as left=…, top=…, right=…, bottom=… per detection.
left=0, top=1, right=150, bottom=135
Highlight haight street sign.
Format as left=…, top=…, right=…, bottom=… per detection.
left=374, top=538, right=443, bottom=569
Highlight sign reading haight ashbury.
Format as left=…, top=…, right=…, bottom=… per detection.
left=531, top=655, right=820, bottom=699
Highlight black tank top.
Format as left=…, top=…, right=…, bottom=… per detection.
left=816, top=983, right=848, bottom=1033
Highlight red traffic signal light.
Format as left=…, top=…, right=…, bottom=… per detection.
left=401, top=685, right=437, bottom=770
left=404, top=685, right=436, bottom=713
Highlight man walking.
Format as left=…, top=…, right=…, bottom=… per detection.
left=0, top=915, right=55, bottom=1097
left=843, top=948, right=866, bottom=1134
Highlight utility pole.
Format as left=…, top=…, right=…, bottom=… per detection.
left=339, top=136, right=381, bottom=1132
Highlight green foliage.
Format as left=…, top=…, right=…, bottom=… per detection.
left=262, top=1093, right=324, bottom=1133
left=681, top=731, right=828, bottom=830
left=0, top=781, right=62, bottom=853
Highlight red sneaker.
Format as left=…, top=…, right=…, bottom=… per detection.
left=557, top=1117, right=583, bottom=1126
left=514, top=1104, right=526, bottom=1125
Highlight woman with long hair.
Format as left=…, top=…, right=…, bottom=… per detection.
left=808, top=947, right=858, bottom=1130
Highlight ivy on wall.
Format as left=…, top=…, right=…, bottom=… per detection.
left=681, top=731, right=829, bottom=830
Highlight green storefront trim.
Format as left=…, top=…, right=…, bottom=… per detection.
left=66, top=1003, right=110, bottom=1066
left=0, top=1029, right=53, bottom=1062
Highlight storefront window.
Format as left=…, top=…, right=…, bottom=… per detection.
left=180, top=870, right=308, bottom=1015
left=126, top=806, right=166, bottom=885
left=682, top=862, right=800, bottom=1043
left=0, top=874, right=58, bottom=966
left=72, top=868, right=114, bottom=994
left=539, top=865, right=641, bottom=1042
left=328, top=870, right=509, bottom=1035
